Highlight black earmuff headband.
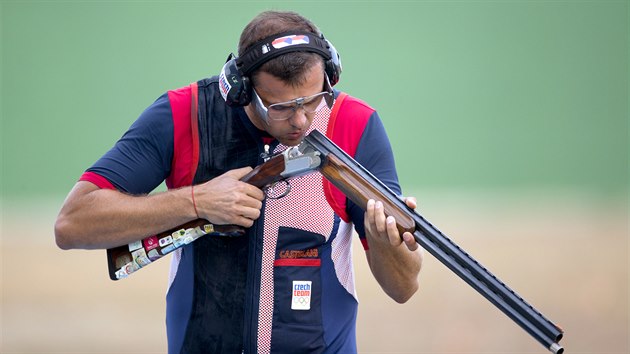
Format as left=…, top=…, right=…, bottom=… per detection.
left=236, top=31, right=332, bottom=75
left=219, top=30, right=342, bottom=107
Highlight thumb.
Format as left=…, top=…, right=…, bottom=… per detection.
left=404, top=196, right=417, bottom=210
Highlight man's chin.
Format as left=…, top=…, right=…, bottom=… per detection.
left=279, top=139, right=301, bottom=147
left=279, top=135, right=304, bottom=146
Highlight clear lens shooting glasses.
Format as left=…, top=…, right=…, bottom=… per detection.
left=252, top=75, right=334, bottom=122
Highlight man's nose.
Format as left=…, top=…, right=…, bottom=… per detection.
left=288, top=107, right=309, bottom=127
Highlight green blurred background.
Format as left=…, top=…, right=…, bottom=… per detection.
left=1, top=1, right=628, bottom=353
left=2, top=0, right=627, bottom=198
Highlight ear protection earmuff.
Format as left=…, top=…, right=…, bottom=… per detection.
left=219, top=31, right=342, bottom=107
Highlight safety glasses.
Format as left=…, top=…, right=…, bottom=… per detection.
left=252, top=75, right=334, bottom=122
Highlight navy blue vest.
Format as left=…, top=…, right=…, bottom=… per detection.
left=181, top=77, right=272, bottom=353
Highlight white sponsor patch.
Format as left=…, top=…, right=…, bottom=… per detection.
left=291, top=280, right=312, bottom=310
left=115, top=261, right=139, bottom=279
left=128, top=240, right=142, bottom=252
left=132, top=248, right=151, bottom=268
left=159, top=235, right=173, bottom=247
left=218, top=67, right=231, bottom=100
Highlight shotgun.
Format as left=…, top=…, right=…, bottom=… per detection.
left=106, top=129, right=564, bottom=353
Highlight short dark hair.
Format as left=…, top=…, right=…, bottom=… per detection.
left=238, top=11, right=325, bottom=87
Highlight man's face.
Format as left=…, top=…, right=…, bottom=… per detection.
left=245, top=64, right=326, bottom=146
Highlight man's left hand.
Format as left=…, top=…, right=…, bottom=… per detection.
left=364, top=197, right=419, bottom=252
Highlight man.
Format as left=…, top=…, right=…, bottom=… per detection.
left=55, top=10, right=423, bottom=354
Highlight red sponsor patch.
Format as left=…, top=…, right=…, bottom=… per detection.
left=143, top=236, right=159, bottom=251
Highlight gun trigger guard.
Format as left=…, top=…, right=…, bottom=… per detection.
left=265, top=179, right=291, bottom=199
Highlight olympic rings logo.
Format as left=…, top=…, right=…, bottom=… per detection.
left=294, top=296, right=309, bottom=304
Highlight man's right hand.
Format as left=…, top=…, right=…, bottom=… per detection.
left=192, top=167, right=265, bottom=228
left=55, top=167, right=265, bottom=250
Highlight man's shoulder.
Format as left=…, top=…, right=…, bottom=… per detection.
left=166, top=76, right=220, bottom=98
left=166, top=83, right=194, bottom=103
left=329, top=92, right=377, bottom=138
left=168, top=84, right=192, bottom=96
left=333, top=92, right=377, bottom=134
left=338, top=93, right=376, bottom=115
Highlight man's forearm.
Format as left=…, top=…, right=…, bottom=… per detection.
left=55, top=181, right=196, bottom=250
left=366, top=237, right=423, bottom=303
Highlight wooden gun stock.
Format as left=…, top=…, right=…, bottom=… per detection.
left=303, top=130, right=564, bottom=354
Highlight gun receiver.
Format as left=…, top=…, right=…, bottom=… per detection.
left=301, top=129, right=564, bottom=354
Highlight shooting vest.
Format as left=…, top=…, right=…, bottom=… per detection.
left=165, top=76, right=374, bottom=354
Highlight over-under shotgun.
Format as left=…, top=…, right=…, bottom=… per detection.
left=106, top=129, right=564, bottom=353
